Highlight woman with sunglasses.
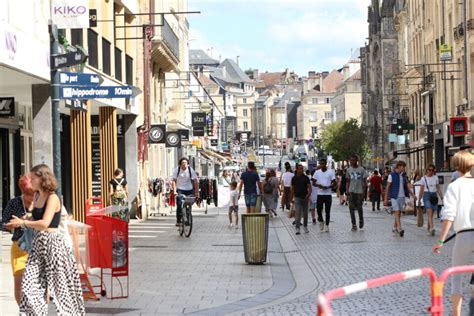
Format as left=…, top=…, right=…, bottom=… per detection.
left=418, top=164, right=443, bottom=236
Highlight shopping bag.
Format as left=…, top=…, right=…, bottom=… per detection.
left=255, top=195, right=262, bottom=213
left=416, top=202, right=424, bottom=227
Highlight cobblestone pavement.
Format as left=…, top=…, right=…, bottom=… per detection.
left=1, top=198, right=472, bottom=315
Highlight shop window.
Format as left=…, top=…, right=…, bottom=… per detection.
left=71, top=29, right=83, bottom=47
left=102, top=38, right=111, bottom=75
left=115, top=47, right=122, bottom=81
left=126, top=54, right=133, bottom=85
left=87, top=29, right=98, bottom=68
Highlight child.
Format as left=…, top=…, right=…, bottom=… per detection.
left=229, top=181, right=239, bottom=229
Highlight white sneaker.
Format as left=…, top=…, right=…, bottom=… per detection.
left=319, top=222, right=325, bottom=231
left=324, top=226, right=329, bottom=232
left=229, top=223, right=233, bottom=228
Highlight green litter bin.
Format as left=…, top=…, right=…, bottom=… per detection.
left=241, top=213, right=269, bottom=264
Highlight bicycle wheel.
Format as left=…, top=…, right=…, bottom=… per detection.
left=184, top=205, right=192, bottom=237
left=178, top=211, right=185, bottom=236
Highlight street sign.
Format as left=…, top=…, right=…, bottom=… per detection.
left=59, top=72, right=103, bottom=86
left=148, top=124, right=166, bottom=144
left=439, top=44, right=452, bottom=61
left=51, top=50, right=88, bottom=69
left=59, top=85, right=141, bottom=99
left=165, top=131, right=181, bottom=148
left=65, top=100, right=87, bottom=112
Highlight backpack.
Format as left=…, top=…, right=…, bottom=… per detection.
left=113, top=179, right=127, bottom=199
left=263, top=179, right=273, bottom=194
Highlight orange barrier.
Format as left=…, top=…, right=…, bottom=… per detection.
left=317, top=266, right=474, bottom=316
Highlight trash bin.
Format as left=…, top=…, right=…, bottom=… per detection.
left=241, top=213, right=269, bottom=264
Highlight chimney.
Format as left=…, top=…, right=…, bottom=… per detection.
left=253, top=69, right=259, bottom=79
left=308, top=71, right=316, bottom=77
left=222, top=66, right=226, bottom=78
left=236, top=55, right=240, bottom=66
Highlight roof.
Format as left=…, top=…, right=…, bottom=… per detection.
left=322, top=70, right=344, bottom=93
left=219, top=59, right=252, bottom=83
left=273, top=90, right=301, bottom=108
left=258, top=72, right=284, bottom=87
left=197, top=74, right=218, bottom=87
left=189, top=49, right=219, bottom=66
left=347, top=69, right=361, bottom=81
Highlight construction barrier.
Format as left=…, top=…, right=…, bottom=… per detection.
left=317, top=266, right=474, bottom=316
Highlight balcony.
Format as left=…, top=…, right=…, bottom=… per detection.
left=152, top=17, right=180, bottom=72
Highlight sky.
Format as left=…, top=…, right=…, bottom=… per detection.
left=188, top=0, right=371, bottom=76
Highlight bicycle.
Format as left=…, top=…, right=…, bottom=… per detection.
left=177, top=194, right=195, bottom=237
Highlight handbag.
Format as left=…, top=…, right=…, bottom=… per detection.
left=424, top=177, right=439, bottom=205
left=18, top=227, right=34, bottom=253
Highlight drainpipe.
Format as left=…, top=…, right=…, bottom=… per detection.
left=462, top=0, right=469, bottom=110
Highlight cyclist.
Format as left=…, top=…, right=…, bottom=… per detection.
left=172, top=157, right=198, bottom=226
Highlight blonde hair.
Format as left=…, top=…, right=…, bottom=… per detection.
left=30, top=164, right=58, bottom=192
left=452, top=150, right=474, bottom=174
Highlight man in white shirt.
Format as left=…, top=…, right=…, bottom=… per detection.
left=280, top=163, right=294, bottom=211
left=172, top=157, right=198, bottom=226
left=312, top=159, right=336, bottom=232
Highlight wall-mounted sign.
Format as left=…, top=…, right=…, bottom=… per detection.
left=450, top=117, right=468, bottom=135
left=165, top=131, right=181, bottom=148
left=178, top=129, right=189, bottom=141
left=0, top=97, right=15, bottom=117
left=439, top=44, right=452, bottom=62
left=52, top=0, right=90, bottom=29
left=148, top=124, right=166, bottom=144
left=193, top=126, right=205, bottom=136
left=192, top=112, right=206, bottom=127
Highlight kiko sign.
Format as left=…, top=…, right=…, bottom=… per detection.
left=52, top=0, right=89, bottom=29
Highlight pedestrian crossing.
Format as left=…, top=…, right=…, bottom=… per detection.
left=128, top=219, right=176, bottom=239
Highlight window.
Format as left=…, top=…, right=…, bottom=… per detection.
left=87, top=29, right=98, bottom=68
left=71, top=29, right=83, bottom=47
left=243, top=98, right=247, bottom=104
left=243, top=121, right=248, bottom=130
left=312, top=97, right=318, bottom=104
left=325, top=98, right=331, bottom=103
left=311, top=126, right=318, bottom=136
left=115, top=47, right=122, bottom=81
left=125, top=54, right=133, bottom=85
left=309, top=111, right=317, bottom=121
left=102, top=38, right=111, bottom=75
left=243, top=109, right=248, bottom=117
left=324, top=111, right=332, bottom=119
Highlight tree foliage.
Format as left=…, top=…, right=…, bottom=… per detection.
left=320, top=119, right=368, bottom=162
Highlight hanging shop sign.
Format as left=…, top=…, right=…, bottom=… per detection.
left=210, top=139, right=218, bottom=147
left=192, top=112, right=206, bottom=127
left=449, top=117, right=468, bottom=135
left=0, top=97, right=15, bottom=117
left=165, top=131, right=181, bottom=148
left=148, top=124, right=166, bottom=144
left=52, top=0, right=90, bottom=29
left=178, top=129, right=189, bottom=142
left=193, top=126, right=205, bottom=137
left=206, top=110, right=213, bottom=136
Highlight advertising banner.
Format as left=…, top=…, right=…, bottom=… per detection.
left=192, top=112, right=206, bottom=127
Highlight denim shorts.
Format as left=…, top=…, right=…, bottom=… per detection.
left=390, top=197, right=406, bottom=211
left=423, top=192, right=438, bottom=210
left=244, top=193, right=258, bottom=207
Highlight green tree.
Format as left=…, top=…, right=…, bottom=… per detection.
left=320, top=119, right=368, bottom=162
